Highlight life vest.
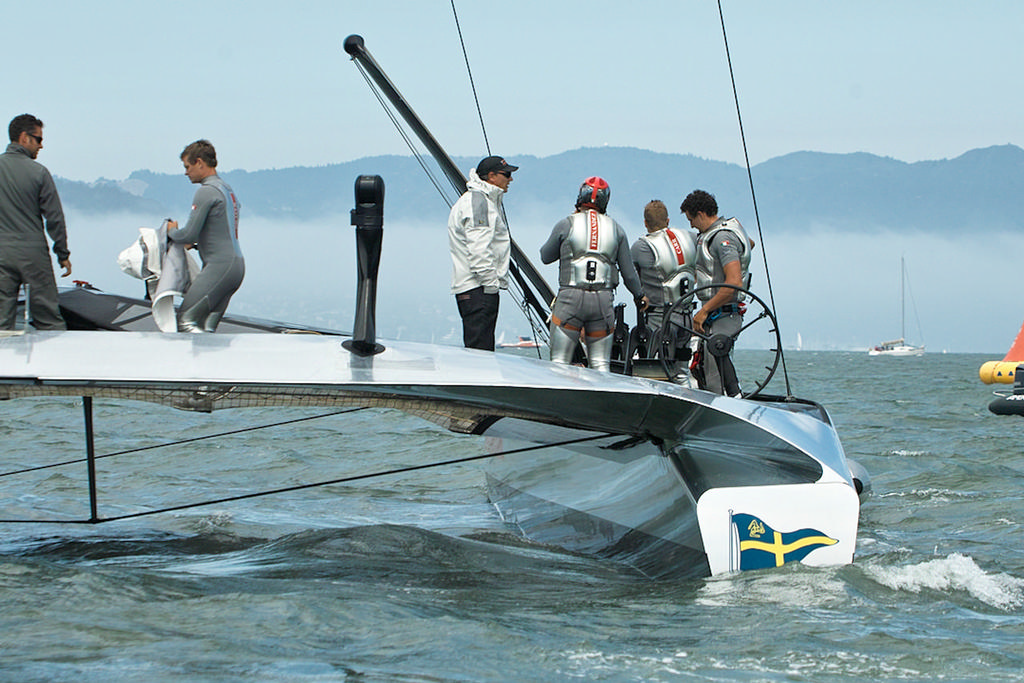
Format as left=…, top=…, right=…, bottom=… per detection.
left=695, top=217, right=752, bottom=301
left=563, top=209, right=618, bottom=289
left=640, top=227, right=696, bottom=304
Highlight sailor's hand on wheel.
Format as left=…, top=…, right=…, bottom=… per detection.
left=693, top=308, right=707, bottom=333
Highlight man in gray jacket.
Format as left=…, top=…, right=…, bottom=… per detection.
left=0, top=114, right=72, bottom=330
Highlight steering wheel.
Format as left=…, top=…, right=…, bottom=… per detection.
left=654, top=284, right=782, bottom=398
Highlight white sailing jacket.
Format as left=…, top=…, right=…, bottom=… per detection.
left=448, top=169, right=511, bottom=295
left=117, top=221, right=200, bottom=332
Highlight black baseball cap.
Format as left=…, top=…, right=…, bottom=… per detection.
left=476, top=156, right=519, bottom=176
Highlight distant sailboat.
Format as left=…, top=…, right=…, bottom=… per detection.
left=869, top=256, right=925, bottom=357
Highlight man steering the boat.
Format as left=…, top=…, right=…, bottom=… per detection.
left=680, top=189, right=753, bottom=396
left=448, top=155, right=517, bottom=351
left=541, top=177, right=647, bottom=372
left=631, top=199, right=696, bottom=371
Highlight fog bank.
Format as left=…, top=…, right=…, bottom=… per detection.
left=64, top=212, right=1019, bottom=355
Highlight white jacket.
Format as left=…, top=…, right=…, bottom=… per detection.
left=117, top=221, right=200, bottom=332
left=447, top=169, right=511, bottom=295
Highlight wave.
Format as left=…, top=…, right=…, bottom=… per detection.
left=864, top=552, right=1024, bottom=611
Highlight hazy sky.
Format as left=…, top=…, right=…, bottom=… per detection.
left=11, top=1, right=1022, bottom=181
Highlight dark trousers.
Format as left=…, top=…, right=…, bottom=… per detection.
left=456, top=286, right=499, bottom=351
left=699, top=309, right=742, bottom=396
left=0, top=247, right=67, bottom=330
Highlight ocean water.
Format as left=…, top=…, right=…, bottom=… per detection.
left=1, top=350, right=1022, bottom=682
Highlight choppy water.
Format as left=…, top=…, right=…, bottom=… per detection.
left=1, top=350, right=1022, bottom=682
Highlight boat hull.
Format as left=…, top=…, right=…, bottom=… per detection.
left=483, top=422, right=710, bottom=579
left=482, top=396, right=860, bottom=578
left=989, top=391, right=1024, bottom=416
left=0, top=287, right=862, bottom=578
left=868, top=344, right=924, bottom=357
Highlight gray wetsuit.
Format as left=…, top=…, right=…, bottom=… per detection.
left=167, top=175, right=244, bottom=332
left=695, top=220, right=750, bottom=395
left=631, top=227, right=696, bottom=360
left=540, top=211, right=643, bottom=371
left=0, top=143, right=69, bottom=330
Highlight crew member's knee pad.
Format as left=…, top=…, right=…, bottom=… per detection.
left=203, top=311, right=223, bottom=333
left=178, top=296, right=211, bottom=334
left=585, top=333, right=615, bottom=372
left=549, top=323, right=579, bottom=365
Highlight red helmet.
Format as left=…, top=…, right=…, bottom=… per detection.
left=575, top=176, right=610, bottom=213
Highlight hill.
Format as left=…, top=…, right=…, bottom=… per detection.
left=56, top=144, right=1024, bottom=235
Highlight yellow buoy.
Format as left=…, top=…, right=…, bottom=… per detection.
left=979, top=361, right=1020, bottom=384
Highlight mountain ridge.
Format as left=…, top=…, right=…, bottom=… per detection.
left=55, top=144, right=1024, bottom=235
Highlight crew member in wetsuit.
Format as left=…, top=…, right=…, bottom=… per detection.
left=679, top=189, right=753, bottom=396
left=540, top=177, right=647, bottom=372
left=166, top=139, right=244, bottom=332
left=631, top=199, right=696, bottom=367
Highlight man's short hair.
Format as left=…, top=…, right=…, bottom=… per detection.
left=644, top=200, right=669, bottom=229
left=680, top=189, right=718, bottom=218
left=9, top=114, right=43, bottom=143
left=181, top=139, right=218, bottom=167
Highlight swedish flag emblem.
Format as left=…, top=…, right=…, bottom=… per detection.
left=732, top=513, right=838, bottom=570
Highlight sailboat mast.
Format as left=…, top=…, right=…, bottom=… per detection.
left=342, top=35, right=555, bottom=329
left=900, top=256, right=906, bottom=340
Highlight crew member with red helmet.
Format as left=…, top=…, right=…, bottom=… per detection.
left=540, top=177, right=647, bottom=372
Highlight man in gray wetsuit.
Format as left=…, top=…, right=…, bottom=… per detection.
left=631, top=199, right=696, bottom=364
left=540, top=176, right=647, bottom=372
left=166, top=139, right=244, bottom=332
left=680, top=189, right=753, bottom=396
left=0, top=114, right=72, bottom=330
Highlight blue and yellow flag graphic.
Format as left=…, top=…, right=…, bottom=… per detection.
left=732, top=513, right=838, bottom=570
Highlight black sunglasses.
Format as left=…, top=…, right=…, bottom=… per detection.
left=27, top=133, right=42, bottom=144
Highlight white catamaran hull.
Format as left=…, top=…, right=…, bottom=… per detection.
left=1, top=315, right=861, bottom=578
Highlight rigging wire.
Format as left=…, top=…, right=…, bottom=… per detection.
left=717, top=0, right=792, bottom=396
left=451, top=0, right=491, bottom=155
left=352, top=59, right=457, bottom=207
left=449, top=2, right=550, bottom=348
left=352, top=44, right=549, bottom=347
left=901, top=255, right=926, bottom=346
left=0, top=431, right=614, bottom=524
left=0, top=408, right=368, bottom=480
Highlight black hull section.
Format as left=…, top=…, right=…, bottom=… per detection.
left=0, top=286, right=860, bottom=578
left=55, top=285, right=342, bottom=335
left=989, top=394, right=1024, bottom=416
